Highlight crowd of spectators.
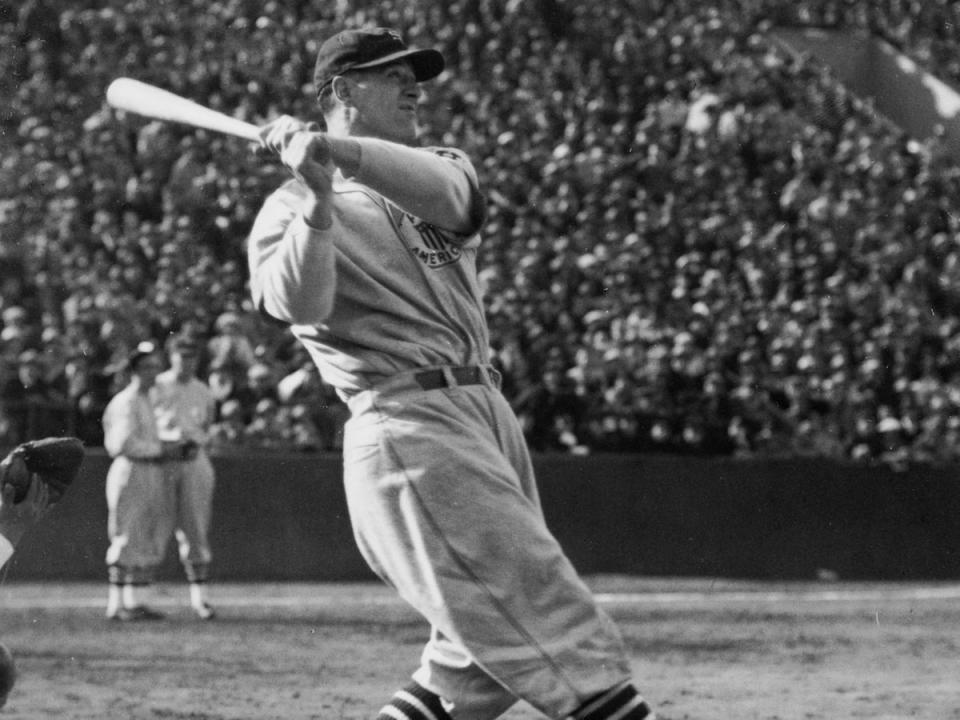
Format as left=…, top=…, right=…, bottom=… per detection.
left=4, top=0, right=960, bottom=469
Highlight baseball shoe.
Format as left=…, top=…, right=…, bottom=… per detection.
left=107, top=605, right=165, bottom=622
left=192, top=602, right=216, bottom=620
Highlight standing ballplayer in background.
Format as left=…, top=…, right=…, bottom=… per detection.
left=103, top=341, right=195, bottom=621
left=250, top=27, right=663, bottom=720
left=152, top=335, right=217, bottom=620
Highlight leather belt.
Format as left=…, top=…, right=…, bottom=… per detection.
left=413, top=365, right=501, bottom=391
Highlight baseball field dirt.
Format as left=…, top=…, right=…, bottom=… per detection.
left=1, top=577, right=958, bottom=719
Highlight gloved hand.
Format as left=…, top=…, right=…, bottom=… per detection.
left=0, top=437, right=85, bottom=504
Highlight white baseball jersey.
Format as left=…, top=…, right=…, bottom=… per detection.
left=152, top=371, right=216, bottom=445
left=249, top=141, right=490, bottom=396
left=102, top=382, right=168, bottom=576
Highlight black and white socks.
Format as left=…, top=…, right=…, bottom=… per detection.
left=571, top=681, right=656, bottom=720
left=376, top=681, right=453, bottom=720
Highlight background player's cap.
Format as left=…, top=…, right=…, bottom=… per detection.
left=313, top=27, right=445, bottom=95
left=127, top=341, right=160, bottom=371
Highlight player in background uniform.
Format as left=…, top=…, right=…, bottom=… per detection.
left=103, top=341, right=194, bottom=621
left=249, top=27, right=662, bottom=720
left=152, top=335, right=217, bottom=619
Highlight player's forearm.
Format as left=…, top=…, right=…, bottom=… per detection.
left=331, top=136, right=480, bottom=234
left=103, top=411, right=164, bottom=460
left=249, top=199, right=337, bottom=325
left=109, top=434, right=165, bottom=461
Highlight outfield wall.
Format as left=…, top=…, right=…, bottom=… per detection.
left=6, top=450, right=960, bottom=581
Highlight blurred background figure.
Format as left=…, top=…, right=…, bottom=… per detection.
left=152, top=335, right=218, bottom=619
left=0, top=349, right=71, bottom=443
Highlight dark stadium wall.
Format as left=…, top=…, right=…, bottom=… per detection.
left=772, top=27, right=960, bottom=160
left=5, top=450, right=960, bottom=582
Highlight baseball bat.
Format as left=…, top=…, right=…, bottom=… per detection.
left=106, top=77, right=260, bottom=141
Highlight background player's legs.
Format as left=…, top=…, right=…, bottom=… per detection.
left=105, top=460, right=168, bottom=620
left=172, top=455, right=216, bottom=618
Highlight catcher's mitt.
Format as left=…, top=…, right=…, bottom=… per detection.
left=0, top=437, right=85, bottom=504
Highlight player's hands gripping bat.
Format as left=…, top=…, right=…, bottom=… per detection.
left=259, top=115, right=333, bottom=190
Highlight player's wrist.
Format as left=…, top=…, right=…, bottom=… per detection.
left=302, top=197, right=333, bottom=231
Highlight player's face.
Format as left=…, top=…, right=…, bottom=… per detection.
left=347, top=61, right=421, bottom=144
left=173, top=349, right=199, bottom=378
left=134, top=354, right=164, bottom=387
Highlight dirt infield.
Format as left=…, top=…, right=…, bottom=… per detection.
left=1, top=578, right=959, bottom=719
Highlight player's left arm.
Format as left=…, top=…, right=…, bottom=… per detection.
left=345, top=138, right=485, bottom=236
left=0, top=475, right=51, bottom=567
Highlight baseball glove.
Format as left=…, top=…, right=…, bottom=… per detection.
left=0, top=437, right=85, bottom=504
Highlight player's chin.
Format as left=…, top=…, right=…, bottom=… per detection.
left=389, top=123, right=419, bottom=145
left=394, top=110, right=418, bottom=128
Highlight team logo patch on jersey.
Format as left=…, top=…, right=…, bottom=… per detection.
left=411, top=220, right=463, bottom=268
left=386, top=202, right=463, bottom=268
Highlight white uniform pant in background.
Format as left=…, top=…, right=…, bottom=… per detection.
left=344, top=369, right=631, bottom=720
left=105, top=457, right=166, bottom=582
left=158, top=452, right=215, bottom=582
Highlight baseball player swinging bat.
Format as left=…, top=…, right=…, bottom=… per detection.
left=105, top=78, right=260, bottom=141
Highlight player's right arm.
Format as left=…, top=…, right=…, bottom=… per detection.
left=250, top=119, right=339, bottom=326
left=0, top=476, right=50, bottom=566
left=102, top=394, right=164, bottom=461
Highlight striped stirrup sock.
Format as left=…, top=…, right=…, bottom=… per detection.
left=571, top=682, right=656, bottom=720
left=376, top=681, right=453, bottom=720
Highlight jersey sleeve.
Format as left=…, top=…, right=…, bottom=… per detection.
left=247, top=180, right=339, bottom=326
left=352, top=139, right=486, bottom=236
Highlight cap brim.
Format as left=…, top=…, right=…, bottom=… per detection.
left=351, top=47, right=445, bottom=82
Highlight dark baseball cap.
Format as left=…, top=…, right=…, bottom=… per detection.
left=127, top=341, right=160, bottom=370
left=313, top=27, right=445, bottom=94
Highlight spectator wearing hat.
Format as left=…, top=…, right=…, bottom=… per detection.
left=286, top=402, right=324, bottom=453
left=242, top=397, right=288, bottom=450
left=1, top=306, right=37, bottom=349
left=0, top=348, right=71, bottom=444
left=512, top=367, right=586, bottom=452
left=151, top=335, right=218, bottom=619
left=102, top=341, right=194, bottom=622
left=876, top=415, right=911, bottom=472
left=277, top=357, right=348, bottom=451
left=207, top=399, right=248, bottom=454
left=62, top=353, right=112, bottom=447
left=206, top=312, right=256, bottom=387
left=234, top=361, right=281, bottom=425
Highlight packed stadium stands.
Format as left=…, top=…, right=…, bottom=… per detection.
left=3, top=0, right=960, bottom=468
